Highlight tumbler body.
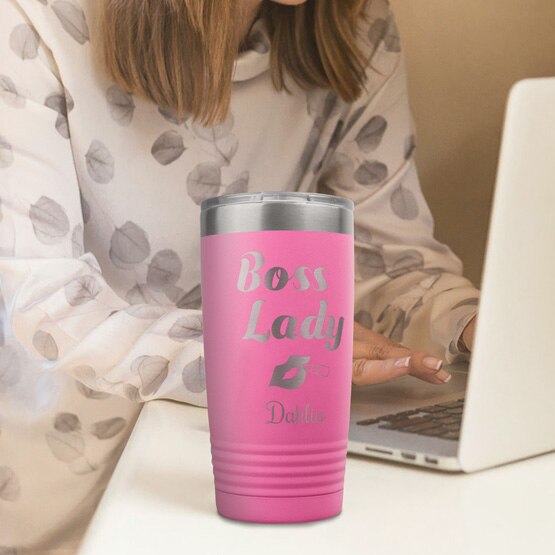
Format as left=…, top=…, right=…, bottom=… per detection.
left=200, top=192, right=354, bottom=523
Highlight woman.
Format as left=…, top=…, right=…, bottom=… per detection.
left=0, top=0, right=479, bottom=551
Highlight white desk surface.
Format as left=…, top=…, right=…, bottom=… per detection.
left=79, top=399, right=555, bottom=555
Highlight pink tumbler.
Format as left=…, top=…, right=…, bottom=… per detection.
left=200, top=192, right=354, bottom=523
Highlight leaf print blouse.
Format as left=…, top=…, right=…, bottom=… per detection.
left=0, top=0, right=480, bottom=552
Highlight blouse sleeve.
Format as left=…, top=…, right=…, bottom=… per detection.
left=316, top=0, right=480, bottom=365
left=0, top=0, right=207, bottom=405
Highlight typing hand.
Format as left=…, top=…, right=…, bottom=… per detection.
left=352, top=321, right=452, bottom=386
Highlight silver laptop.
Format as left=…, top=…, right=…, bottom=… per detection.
left=348, top=77, right=555, bottom=472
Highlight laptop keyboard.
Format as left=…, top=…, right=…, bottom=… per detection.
left=356, top=398, right=465, bottom=441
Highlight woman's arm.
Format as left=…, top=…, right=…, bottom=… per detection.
left=317, top=0, right=479, bottom=365
left=0, top=0, right=207, bottom=405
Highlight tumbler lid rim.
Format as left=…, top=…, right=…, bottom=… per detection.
left=200, top=192, right=353, bottom=212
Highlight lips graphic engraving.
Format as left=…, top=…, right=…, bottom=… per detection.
left=269, top=355, right=311, bottom=390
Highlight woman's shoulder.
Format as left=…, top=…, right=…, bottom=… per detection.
left=2, top=0, right=96, bottom=101
left=348, top=0, right=403, bottom=101
left=2, top=0, right=94, bottom=76
left=363, top=0, right=394, bottom=21
left=358, top=0, right=402, bottom=58
left=4, top=0, right=93, bottom=50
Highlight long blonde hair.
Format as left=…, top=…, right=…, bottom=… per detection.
left=94, top=0, right=371, bottom=125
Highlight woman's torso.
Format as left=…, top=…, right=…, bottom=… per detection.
left=1, top=0, right=391, bottom=550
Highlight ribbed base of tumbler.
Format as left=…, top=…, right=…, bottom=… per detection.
left=215, top=488, right=344, bottom=523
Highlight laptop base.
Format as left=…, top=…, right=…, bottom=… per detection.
left=348, top=440, right=461, bottom=472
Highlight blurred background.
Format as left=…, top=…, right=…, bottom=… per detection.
left=390, top=0, right=555, bottom=286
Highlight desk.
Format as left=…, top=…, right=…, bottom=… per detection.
left=79, top=400, right=555, bottom=555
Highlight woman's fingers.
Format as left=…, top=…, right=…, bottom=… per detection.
left=352, top=321, right=452, bottom=386
left=352, top=352, right=452, bottom=386
left=352, top=355, right=412, bottom=385
left=353, top=321, right=410, bottom=360
left=406, top=350, right=452, bottom=384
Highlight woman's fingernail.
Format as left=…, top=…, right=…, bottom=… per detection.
left=394, top=356, right=412, bottom=368
left=436, top=369, right=452, bottom=383
left=423, top=356, right=443, bottom=371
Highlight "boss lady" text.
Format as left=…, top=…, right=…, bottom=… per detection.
left=237, top=250, right=344, bottom=351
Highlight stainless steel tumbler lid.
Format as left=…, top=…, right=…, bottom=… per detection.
left=200, top=192, right=353, bottom=236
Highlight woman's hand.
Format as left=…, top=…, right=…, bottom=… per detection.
left=352, top=321, right=452, bottom=386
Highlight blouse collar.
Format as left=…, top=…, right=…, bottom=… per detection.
left=232, top=17, right=271, bottom=82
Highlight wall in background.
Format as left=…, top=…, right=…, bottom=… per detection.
left=390, top=0, right=555, bottom=286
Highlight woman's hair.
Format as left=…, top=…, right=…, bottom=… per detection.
left=94, top=0, right=371, bottom=125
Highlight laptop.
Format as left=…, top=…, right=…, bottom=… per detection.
left=347, top=77, right=555, bottom=472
